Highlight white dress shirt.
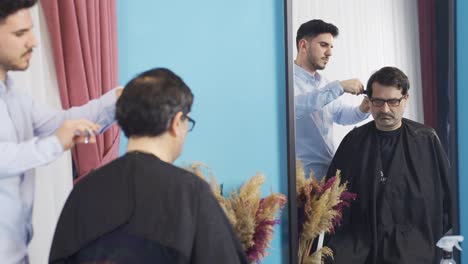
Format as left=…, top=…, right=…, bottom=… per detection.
left=294, top=64, right=369, bottom=179
left=0, top=75, right=118, bottom=264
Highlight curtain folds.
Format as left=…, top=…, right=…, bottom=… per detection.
left=41, top=0, right=120, bottom=178
left=417, top=0, right=454, bottom=156
left=417, top=0, right=438, bottom=131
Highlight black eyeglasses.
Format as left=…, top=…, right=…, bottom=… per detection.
left=184, top=115, right=196, bottom=132
left=370, top=96, right=406, bottom=107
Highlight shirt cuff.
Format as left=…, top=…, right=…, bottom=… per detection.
left=37, top=135, right=64, bottom=161
left=97, top=87, right=120, bottom=133
left=355, top=106, right=370, bottom=119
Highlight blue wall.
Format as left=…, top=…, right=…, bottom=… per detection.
left=457, top=0, right=468, bottom=263
left=117, top=1, right=288, bottom=263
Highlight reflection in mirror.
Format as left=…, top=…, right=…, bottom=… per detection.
left=293, top=0, right=423, bottom=180
left=290, top=0, right=457, bottom=263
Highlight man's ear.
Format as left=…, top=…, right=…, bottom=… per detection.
left=168, top=111, right=184, bottom=137
left=298, top=38, right=308, bottom=53
left=405, top=92, right=410, bottom=101
left=403, top=93, right=410, bottom=108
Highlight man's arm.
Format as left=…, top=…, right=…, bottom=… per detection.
left=32, top=88, right=121, bottom=137
left=295, top=79, right=365, bottom=118
left=0, top=137, right=62, bottom=177
left=0, top=87, right=118, bottom=177
left=0, top=119, right=100, bottom=177
left=295, top=81, right=343, bottom=117
left=330, top=97, right=370, bottom=125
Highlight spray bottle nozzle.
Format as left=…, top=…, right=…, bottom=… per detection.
left=436, top=235, right=464, bottom=252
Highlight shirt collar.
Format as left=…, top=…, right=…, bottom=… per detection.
left=293, top=62, right=322, bottom=82
left=0, top=75, right=14, bottom=96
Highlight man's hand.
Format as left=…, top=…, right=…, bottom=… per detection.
left=116, top=87, right=123, bottom=98
left=340, top=79, right=365, bottom=95
left=359, top=97, right=371, bottom=113
left=55, top=119, right=101, bottom=151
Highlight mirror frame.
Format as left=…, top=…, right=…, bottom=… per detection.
left=284, top=0, right=459, bottom=262
left=447, top=0, right=460, bottom=247
left=283, top=0, right=298, bottom=263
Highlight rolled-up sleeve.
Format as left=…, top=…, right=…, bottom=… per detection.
left=33, top=88, right=119, bottom=137
left=295, top=80, right=344, bottom=118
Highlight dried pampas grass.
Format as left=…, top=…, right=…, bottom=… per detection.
left=186, top=162, right=286, bottom=264
left=297, top=160, right=357, bottom=264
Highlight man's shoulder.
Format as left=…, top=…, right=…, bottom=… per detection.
left=344, top=120, right=374, bottom=138
left=346, top=119, right=438, bottom=139
left=71, top=155, right=133, bottom=196
left=294, top=66, right=329, bottom=86
left=3, top=88, right=34, bottom=105
left=331, top=122, right=374, bottom=157
left=98, top=153, right=204, bottom=185
left=74, top=153, right=207, bottom=193
left=402, top=118, right=439, bottom=140
left=163, top=164, right=210, bottom=190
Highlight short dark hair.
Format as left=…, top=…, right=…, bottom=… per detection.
left=296, top=19, right=339, bottom=50
left=366, top=66, right=410, bottom=98
left=0, top=0, right=37, bottom=23
left=116, top=68, right=194, bottom=138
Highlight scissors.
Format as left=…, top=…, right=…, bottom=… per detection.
left=74, top=129, right=94, bottom=144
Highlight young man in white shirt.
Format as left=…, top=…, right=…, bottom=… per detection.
left=0, top=1, right=121, bottom=262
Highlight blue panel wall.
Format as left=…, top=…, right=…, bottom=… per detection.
left=458, top=0, right=468, bottom=263
left=117, top=1, right=288, bottom=263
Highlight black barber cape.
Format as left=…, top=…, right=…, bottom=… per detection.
left=325, top=119, right=454, bottom=264
left=49, top=152, right=248, bottom=264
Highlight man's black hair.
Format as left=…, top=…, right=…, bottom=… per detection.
left=0, top=0, right=37, bottom=23
left=296, top=19, right=338, bottom=50
left=366, top=66, right=410, bottom=98
left=116, top=68, right=194, bottom=138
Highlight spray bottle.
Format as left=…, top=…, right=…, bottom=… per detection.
left=436, top=235, right=464, bottom=264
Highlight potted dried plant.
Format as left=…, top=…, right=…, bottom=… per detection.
left=296, top=161, right=357, bottom=264
left=186, top=162, right=287, bottom=264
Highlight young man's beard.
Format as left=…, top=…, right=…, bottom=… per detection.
left=7, top=61, right=30, bottom=72
left=307, top=55, right=326, bottom=71
left=312, top=62, right=325, bottom=71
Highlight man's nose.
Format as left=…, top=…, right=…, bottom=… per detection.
left=381, top=102, right=391, bottom=112
left=27, top=32, right=38, bottom=49
left=325, top=48, right=332, bottom=56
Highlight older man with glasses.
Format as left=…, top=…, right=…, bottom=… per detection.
left=324, top=66, right=455, bottom=264
left=49, top=68, right=248, bottom=264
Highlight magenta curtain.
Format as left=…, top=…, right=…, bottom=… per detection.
left=41, top=0, right=120, bottom=179
left=418, top=0, right=438, bottom=129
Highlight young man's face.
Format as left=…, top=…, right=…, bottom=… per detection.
left=302, top=33, right=334, bottom=72
left=369, top=82, right=409, bottom=131
left=0, top=8, right=37, bottom=79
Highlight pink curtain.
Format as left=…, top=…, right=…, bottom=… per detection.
left=41, top=0, right=120, bottom=179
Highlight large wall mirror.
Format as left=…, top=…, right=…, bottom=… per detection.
left=285, top=0, right=457, bottom=262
